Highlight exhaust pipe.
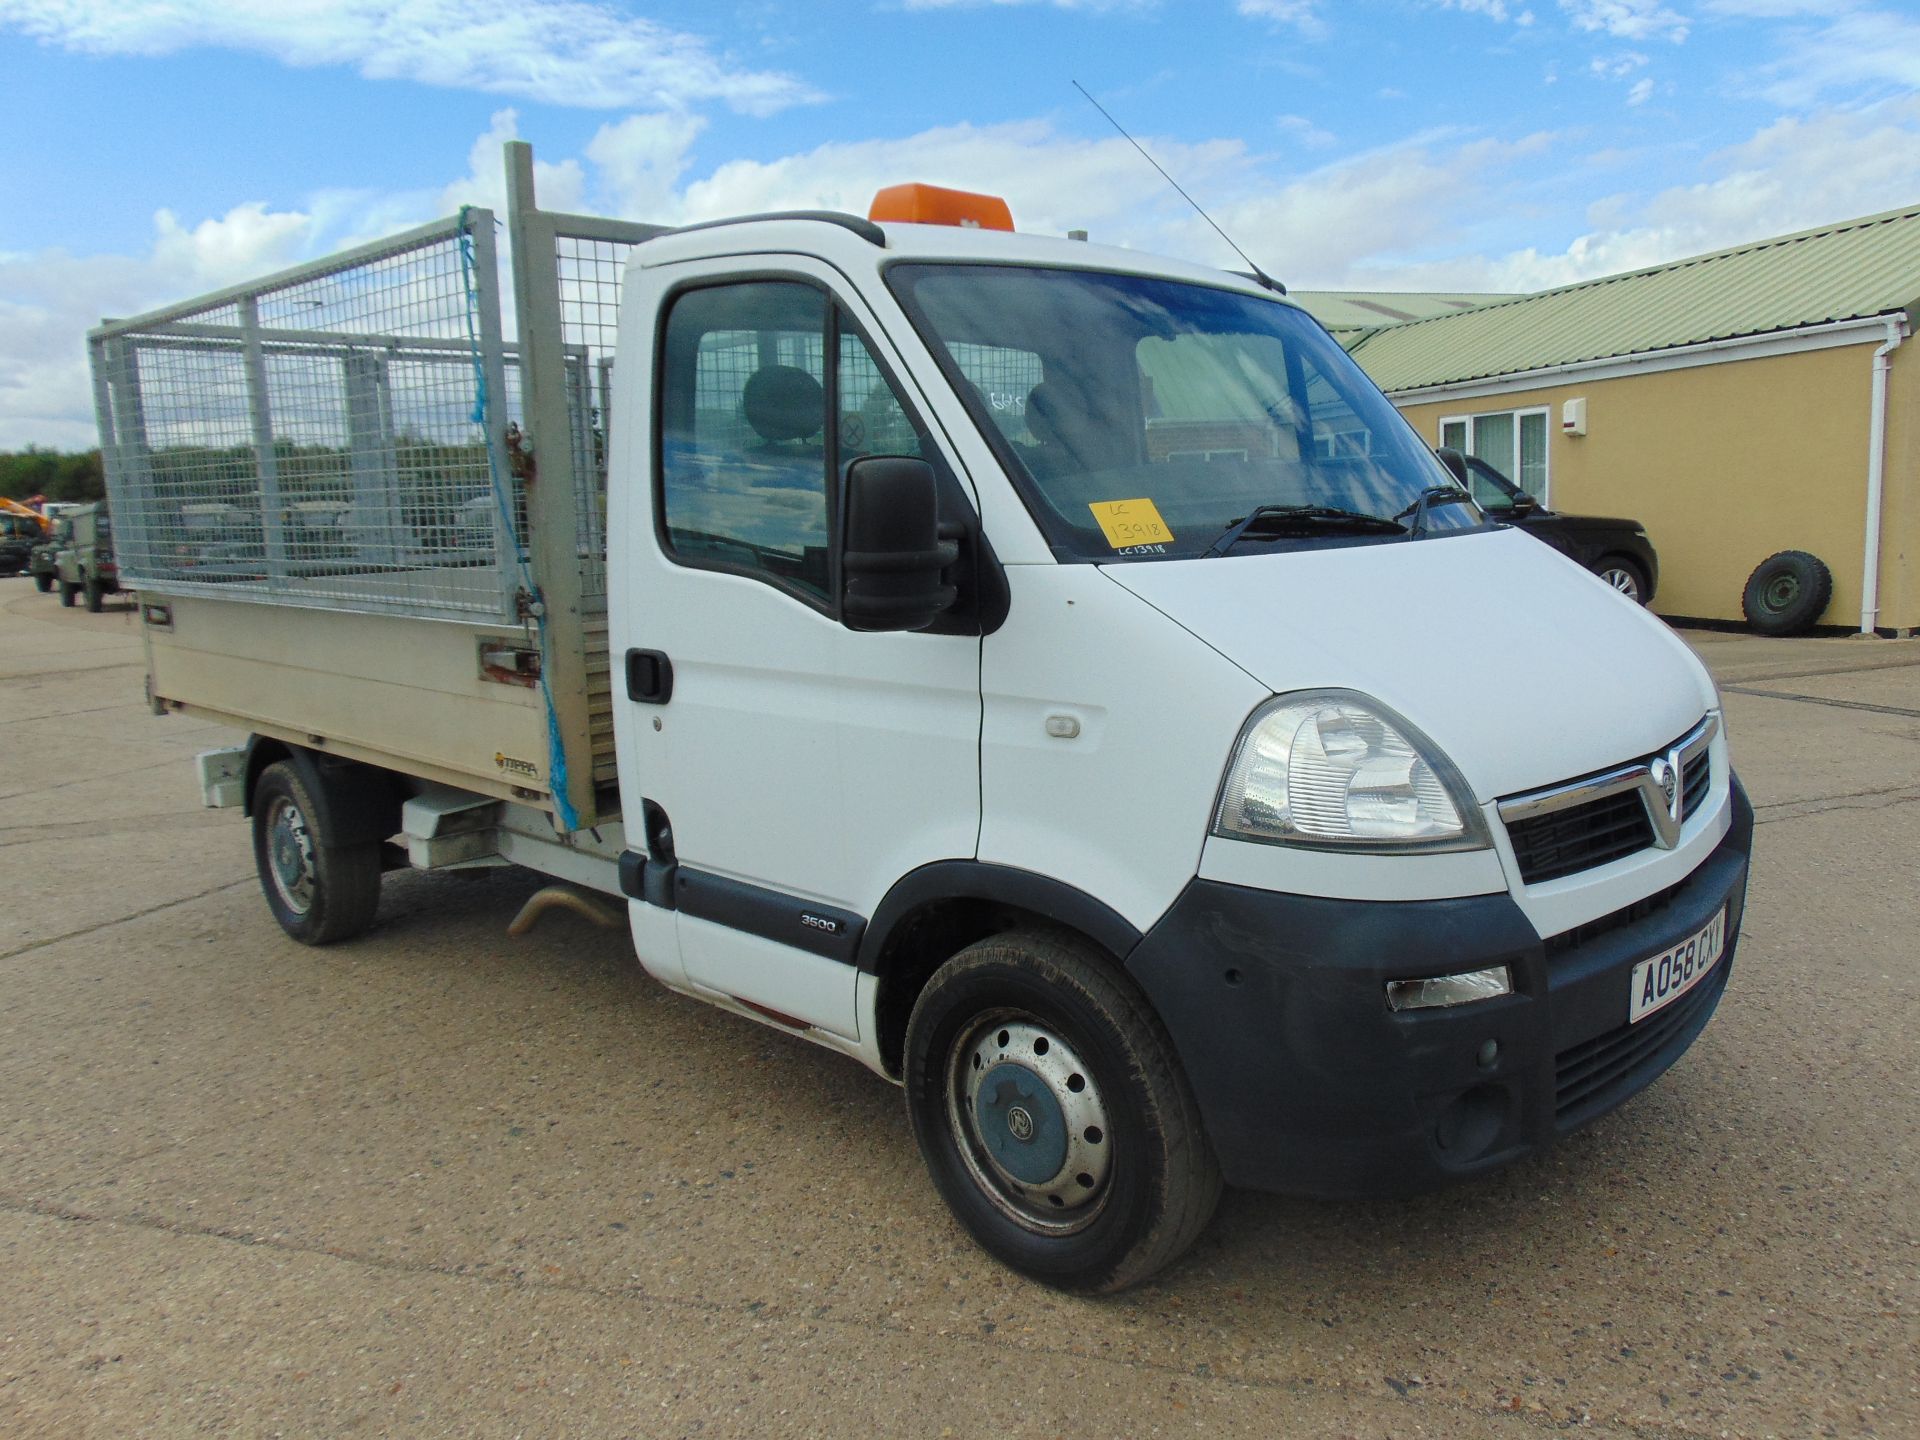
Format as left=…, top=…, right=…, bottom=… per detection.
left=507, top=884, right=624, bottom=937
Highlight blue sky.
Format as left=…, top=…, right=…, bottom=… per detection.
left=2, top=0, right=1917, bottom=447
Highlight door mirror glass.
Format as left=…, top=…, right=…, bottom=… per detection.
left=1436, top=446, right=1468, bottom=485
left=841, top=456, right=957, bottom=632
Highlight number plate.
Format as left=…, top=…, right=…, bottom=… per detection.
left=1629, top=908, right=1726, bottom=1024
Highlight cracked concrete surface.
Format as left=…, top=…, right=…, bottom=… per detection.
left=1, top=585, right=1915, bottom=1439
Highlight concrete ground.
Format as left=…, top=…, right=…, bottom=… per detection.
left=1, top=580, right=1915, bottom=1440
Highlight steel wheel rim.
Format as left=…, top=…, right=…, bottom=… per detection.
left=946, top=1011, right=1113, bottom=1235
left=1762, top=574, right=1799, bottom=612
left=265, top=795, right=316, bottom=915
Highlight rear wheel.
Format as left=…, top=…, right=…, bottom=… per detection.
left=34, top=573, right=51, bottom=593
left=1594, top=555, right=1649, bottom=605
left=250, top=761, right=382, bottom=945
left=84, top=576, right=103, bottom=612
left=904, top=929, right=1221, bottom=1293
left=58, top=581, right=75, bottom=607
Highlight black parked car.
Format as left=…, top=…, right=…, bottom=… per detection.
left=1439, top=448, right=1659, bottom=605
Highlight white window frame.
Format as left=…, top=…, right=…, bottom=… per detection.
left=1438, top=406, right=1550, bottom=505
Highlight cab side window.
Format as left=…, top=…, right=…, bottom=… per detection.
left=838, top=330, right=926, bottom=462
left=659, top=282, right=832, bottom=601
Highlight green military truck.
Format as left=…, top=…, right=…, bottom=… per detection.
left=28, top=516, right=69, bottom=592
left=55, top=504, right=120, bottom=611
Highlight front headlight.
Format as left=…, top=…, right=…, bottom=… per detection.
left=1213, top=690, right=1488, bottom=851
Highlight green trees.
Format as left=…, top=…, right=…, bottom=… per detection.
left=0, top=448, right=105, bottom=504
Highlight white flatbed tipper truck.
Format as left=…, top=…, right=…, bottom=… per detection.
left=95, top=143, right=1752, bottom=1291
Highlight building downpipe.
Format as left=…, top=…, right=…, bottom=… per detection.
left=1860, top=314, right=1908, bottom=635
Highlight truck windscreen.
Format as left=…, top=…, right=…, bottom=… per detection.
left=887, top=263, right=1481, bottom=561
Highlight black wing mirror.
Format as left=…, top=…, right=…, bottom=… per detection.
left=1436, top=446, right=1469, bottom=485
left=841, top=456, right=958, bottom=632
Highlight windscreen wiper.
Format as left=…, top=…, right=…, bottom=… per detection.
left=1206, top=504, right=1405, bottom=557
left=1393, top=486, right=1475, bottom=537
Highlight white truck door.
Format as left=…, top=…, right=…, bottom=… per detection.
left=615, top=265, right=983, bottom=1040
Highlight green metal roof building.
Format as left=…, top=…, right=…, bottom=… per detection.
left=1287, top=290, right=1513, bottom=344
left=1340, top=204, right=1920, bottom=633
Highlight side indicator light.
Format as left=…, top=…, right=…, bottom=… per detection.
left=868, top=183, right=1014, bottom=231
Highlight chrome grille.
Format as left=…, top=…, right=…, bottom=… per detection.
left=1509, top=790, right=1653, bottom=884
left=1501, top=716, right=1717, bottom=886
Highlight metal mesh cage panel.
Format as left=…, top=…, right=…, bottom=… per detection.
left=553, top=234, right=637, bottom=600
left=91, top=216, right=521, bottom=619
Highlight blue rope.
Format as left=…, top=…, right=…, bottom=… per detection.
left=456, top=207, right=581, bottom=832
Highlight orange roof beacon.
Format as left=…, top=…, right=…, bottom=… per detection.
left=868, top=183, right=1014, bottom=232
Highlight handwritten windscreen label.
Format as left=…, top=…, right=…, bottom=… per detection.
left=1091, top=498, right=1174, bottom=551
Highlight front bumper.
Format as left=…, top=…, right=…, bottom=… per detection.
left=1126, top=777, right=1753, bottom=1198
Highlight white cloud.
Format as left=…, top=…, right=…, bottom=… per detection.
left=438, top=108, right=587, bottom=219
left=1202, top=133, right=1560, bottom=283
left=1276, top=114, right=1339, bottom=149
left=0, top=0, right=820, bottom=115
left=1367, top=95, right=1920, bottom=291
left=1739, top=8, right=1920, bottom=105
left=901, top=0, right=1149, bottom=8
left=1703, top=1, right=1856, bottom=15
left=1627, top=76, right=1656, bottom=102
left=668, top=121, right=1255, bottom=243
left=1237, top=0, right=1325, bottom=33
left=1558, top=0, right=1691, bottom=42
left=8, top=97, right=1919, bottom=448
left=1432, top=0, right=1537, bottom=23
left=577, top=117, right=1557, bottom=287
left=150, top=204, right=313, bottom=286
left=586, top=113, right=709, bottom=220
left=1591, top=50, right=1651, bottom=77
left=0, top=200, right=324, bottom=448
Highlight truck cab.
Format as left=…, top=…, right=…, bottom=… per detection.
left=605, top=200, right=1748, bottom=1288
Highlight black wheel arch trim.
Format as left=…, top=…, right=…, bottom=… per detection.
left=618, top=859, right=1137, bottom=975
left=242, top=737, right=401, bottom=849
left=858, top=862, right=1143, bottom=975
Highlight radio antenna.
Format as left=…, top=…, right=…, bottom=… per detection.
left=1071, top=79, right=1285, bottom=294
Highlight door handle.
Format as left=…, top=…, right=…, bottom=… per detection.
left=625, top=648, right=674, bottom=704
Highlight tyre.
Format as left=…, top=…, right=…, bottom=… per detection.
left=84, top=577, right=103, bottom=613
left=249, top=760, right=383, bottom=945
left=1742, top=550, right=1832, bottom=636
left=903, top=929, right=1221, bottom=1293
left=34, top=573, right=51, bottom=593
left=1593, top=555, right=1650, bottom=606
left=58, top=581, right=75, bottom=607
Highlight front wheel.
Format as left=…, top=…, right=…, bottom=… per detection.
left=1594, top=555, right=1650, bottom=605
left=34, top=573, right=51, bottom=593
left=250, top=760, right=383, bottom=945
left=904, top=929, right=1221, bottom=1293
left=58, top=581, right=76, bottom=607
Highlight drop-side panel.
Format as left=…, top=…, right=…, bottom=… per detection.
left=147, top=593, right=562, bottom=807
